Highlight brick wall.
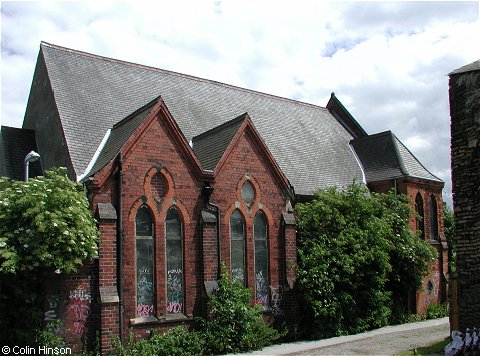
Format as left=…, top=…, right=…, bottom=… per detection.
left=82, top=108, right=297, bottom=347
left=449, top=69, right=480, bottom=330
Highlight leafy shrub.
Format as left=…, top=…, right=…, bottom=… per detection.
left=199, top=265, right=282, bottom=354
left=0, top=168, right=99, bottom=345
left=425, top=303, right=448, bottom=320
left=113, top=327, right=205, bottom=356
left=0, top=168, right=99, bottom=274
left=295, top=183, right=436, bottom=338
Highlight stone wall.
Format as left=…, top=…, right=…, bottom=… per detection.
left=449, top=68, right=480, bottom=330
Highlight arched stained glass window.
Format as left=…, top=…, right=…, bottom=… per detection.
left=429, top=195, right=438, bottom=240
left=166, top=207, right=184, bottom=314
left=254, top=211, right=269, bottom=307
left=230, top=210, right=245, bottom=285
left=415, top=193, right=425, bottom=239
left=135, top=205, right=155, bottom=317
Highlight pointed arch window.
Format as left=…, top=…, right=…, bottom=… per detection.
left=429, top=195, right=438, bottom=240
left=254, top=210, right=269, bottom=307
left=135, top=205, right=155, bottom=317
left=415, top=193, right=425, bottom=239
left=166, top=207, right=184, bottom=314
left=230, top=210, right=246, bottom=285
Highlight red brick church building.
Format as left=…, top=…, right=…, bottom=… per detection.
left=0, top=42, right=447, bottom=351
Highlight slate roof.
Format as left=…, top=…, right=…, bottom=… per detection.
left=449, top=59, right=480, bottom=75
left=350, top=131, right=442, bottom=183
left=34, top=42, right=365, bottom=195
left=0, top=126, right=43, bottom=180
left=86, top=98, right=158, bottom=178
left=192, top=113, right=247, bottom=171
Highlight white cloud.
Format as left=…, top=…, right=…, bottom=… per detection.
left=1, top=0, right=478, bottom=206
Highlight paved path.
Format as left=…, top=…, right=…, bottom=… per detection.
left=241, top=317, right=449, bottom=355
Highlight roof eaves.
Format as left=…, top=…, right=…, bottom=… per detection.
left=390, top=132, right=409, bottom=176
left=78, top=128, right=111, bottom=183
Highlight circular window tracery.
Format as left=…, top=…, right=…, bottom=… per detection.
left=241, top=180, right=255, bottom=206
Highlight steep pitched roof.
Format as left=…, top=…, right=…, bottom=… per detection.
left=449, top=59, right=480, bottom=75
left=351, top=131, right=442, bottom=183
left=192, top=114, right=246, bottom=171
left=0, top=126, right=43, bottom=180
left=30, top=42, right=367, bottom=195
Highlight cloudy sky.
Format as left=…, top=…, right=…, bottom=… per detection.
left=1, top=1, right=479, bottom=206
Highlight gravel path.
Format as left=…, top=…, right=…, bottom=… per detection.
left=241, top=317, right=449, bottom=356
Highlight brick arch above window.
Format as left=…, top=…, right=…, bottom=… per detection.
left=144, top=165, right=175, bottom=203
left=235, top=175, right=261, bottom=207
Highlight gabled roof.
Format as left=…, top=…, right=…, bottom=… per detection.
left=350, top=131, right=443, bottom=184
left=326, top=92, right=367, bottom=138
left=449, top=59, right=480, bottom=76
left=0, top=126, right=43, bottom=180
left=29, top=42, right=365, bottom=195
left=192, top=112, right=291, bottom=193
left=192, top=114, right=246, bottom=171
left=83, top=96, right=206, bottom=182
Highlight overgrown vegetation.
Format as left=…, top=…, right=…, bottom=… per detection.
left=114, top=266, right=282, bottom=355
left=0, top=168, right=99, bottom=345
left=295, top=183, right=437, bottom=339
left=113, top=326, right=205, bottom=356
left=443, top=203, right=456, bottom=274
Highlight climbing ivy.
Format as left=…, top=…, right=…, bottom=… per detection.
left=0, top=167, right=99, bottom=274
left=295, top=183, right=436, bottom=338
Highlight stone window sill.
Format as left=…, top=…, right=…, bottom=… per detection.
left=130, top=313, right=192, bottom=326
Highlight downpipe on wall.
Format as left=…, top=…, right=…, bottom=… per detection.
left=116, top=153, right=124, bottom=344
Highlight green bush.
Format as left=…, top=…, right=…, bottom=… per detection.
left=0, top=168, right=99, bottom=345
left=295, top=183, right=436, bottom=338
left=113, top=327, right=205, bottom=356
left=425, top=303, right=448, bottom=320
left=199, top=265, right=282, bottom=354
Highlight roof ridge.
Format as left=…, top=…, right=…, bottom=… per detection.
left=40, top=41, right=331, bottom=112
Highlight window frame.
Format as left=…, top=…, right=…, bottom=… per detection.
left=165, top=206, right=185, bottom=315
left=230, top=209, right=246, bottom=285
left=135, top=205, right=155, bottom=318
left=254, top=210, right=269, bottom=308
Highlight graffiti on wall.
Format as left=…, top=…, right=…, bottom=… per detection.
left=65, top=286, right=91, bottom=340
left=255, top=271, right=269, bottom=306
left=270, top=285, right=284, bottom=316
left=137, top=266, right=154, bottom=317
left=167, top=268, right=183, bottom=314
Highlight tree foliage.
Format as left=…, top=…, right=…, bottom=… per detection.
left=0, top=168, right=99, bottom=274
left=199, top=264, right=281, bottom=354
left=295, top=183, right=436, bottom=338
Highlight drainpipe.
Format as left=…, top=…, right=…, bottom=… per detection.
left=116, top=153, right=124, bottom=343
left=209, top=202, right=221, bottom=280
left=202, top=183, right=221, bottom=279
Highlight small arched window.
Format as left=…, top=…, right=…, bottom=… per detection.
left=254, top=211, right=269, bottom=307
left=135, top=205, right=155, bottom=317
left=415, top=193, right=425, bottom=239
left=429, top=195, right=438, bottom=240
left=230, top=210, right=246, bottom=285
left=241, top=181, right=255, bottom=206
left=166, top=207, right=184, bottom=314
